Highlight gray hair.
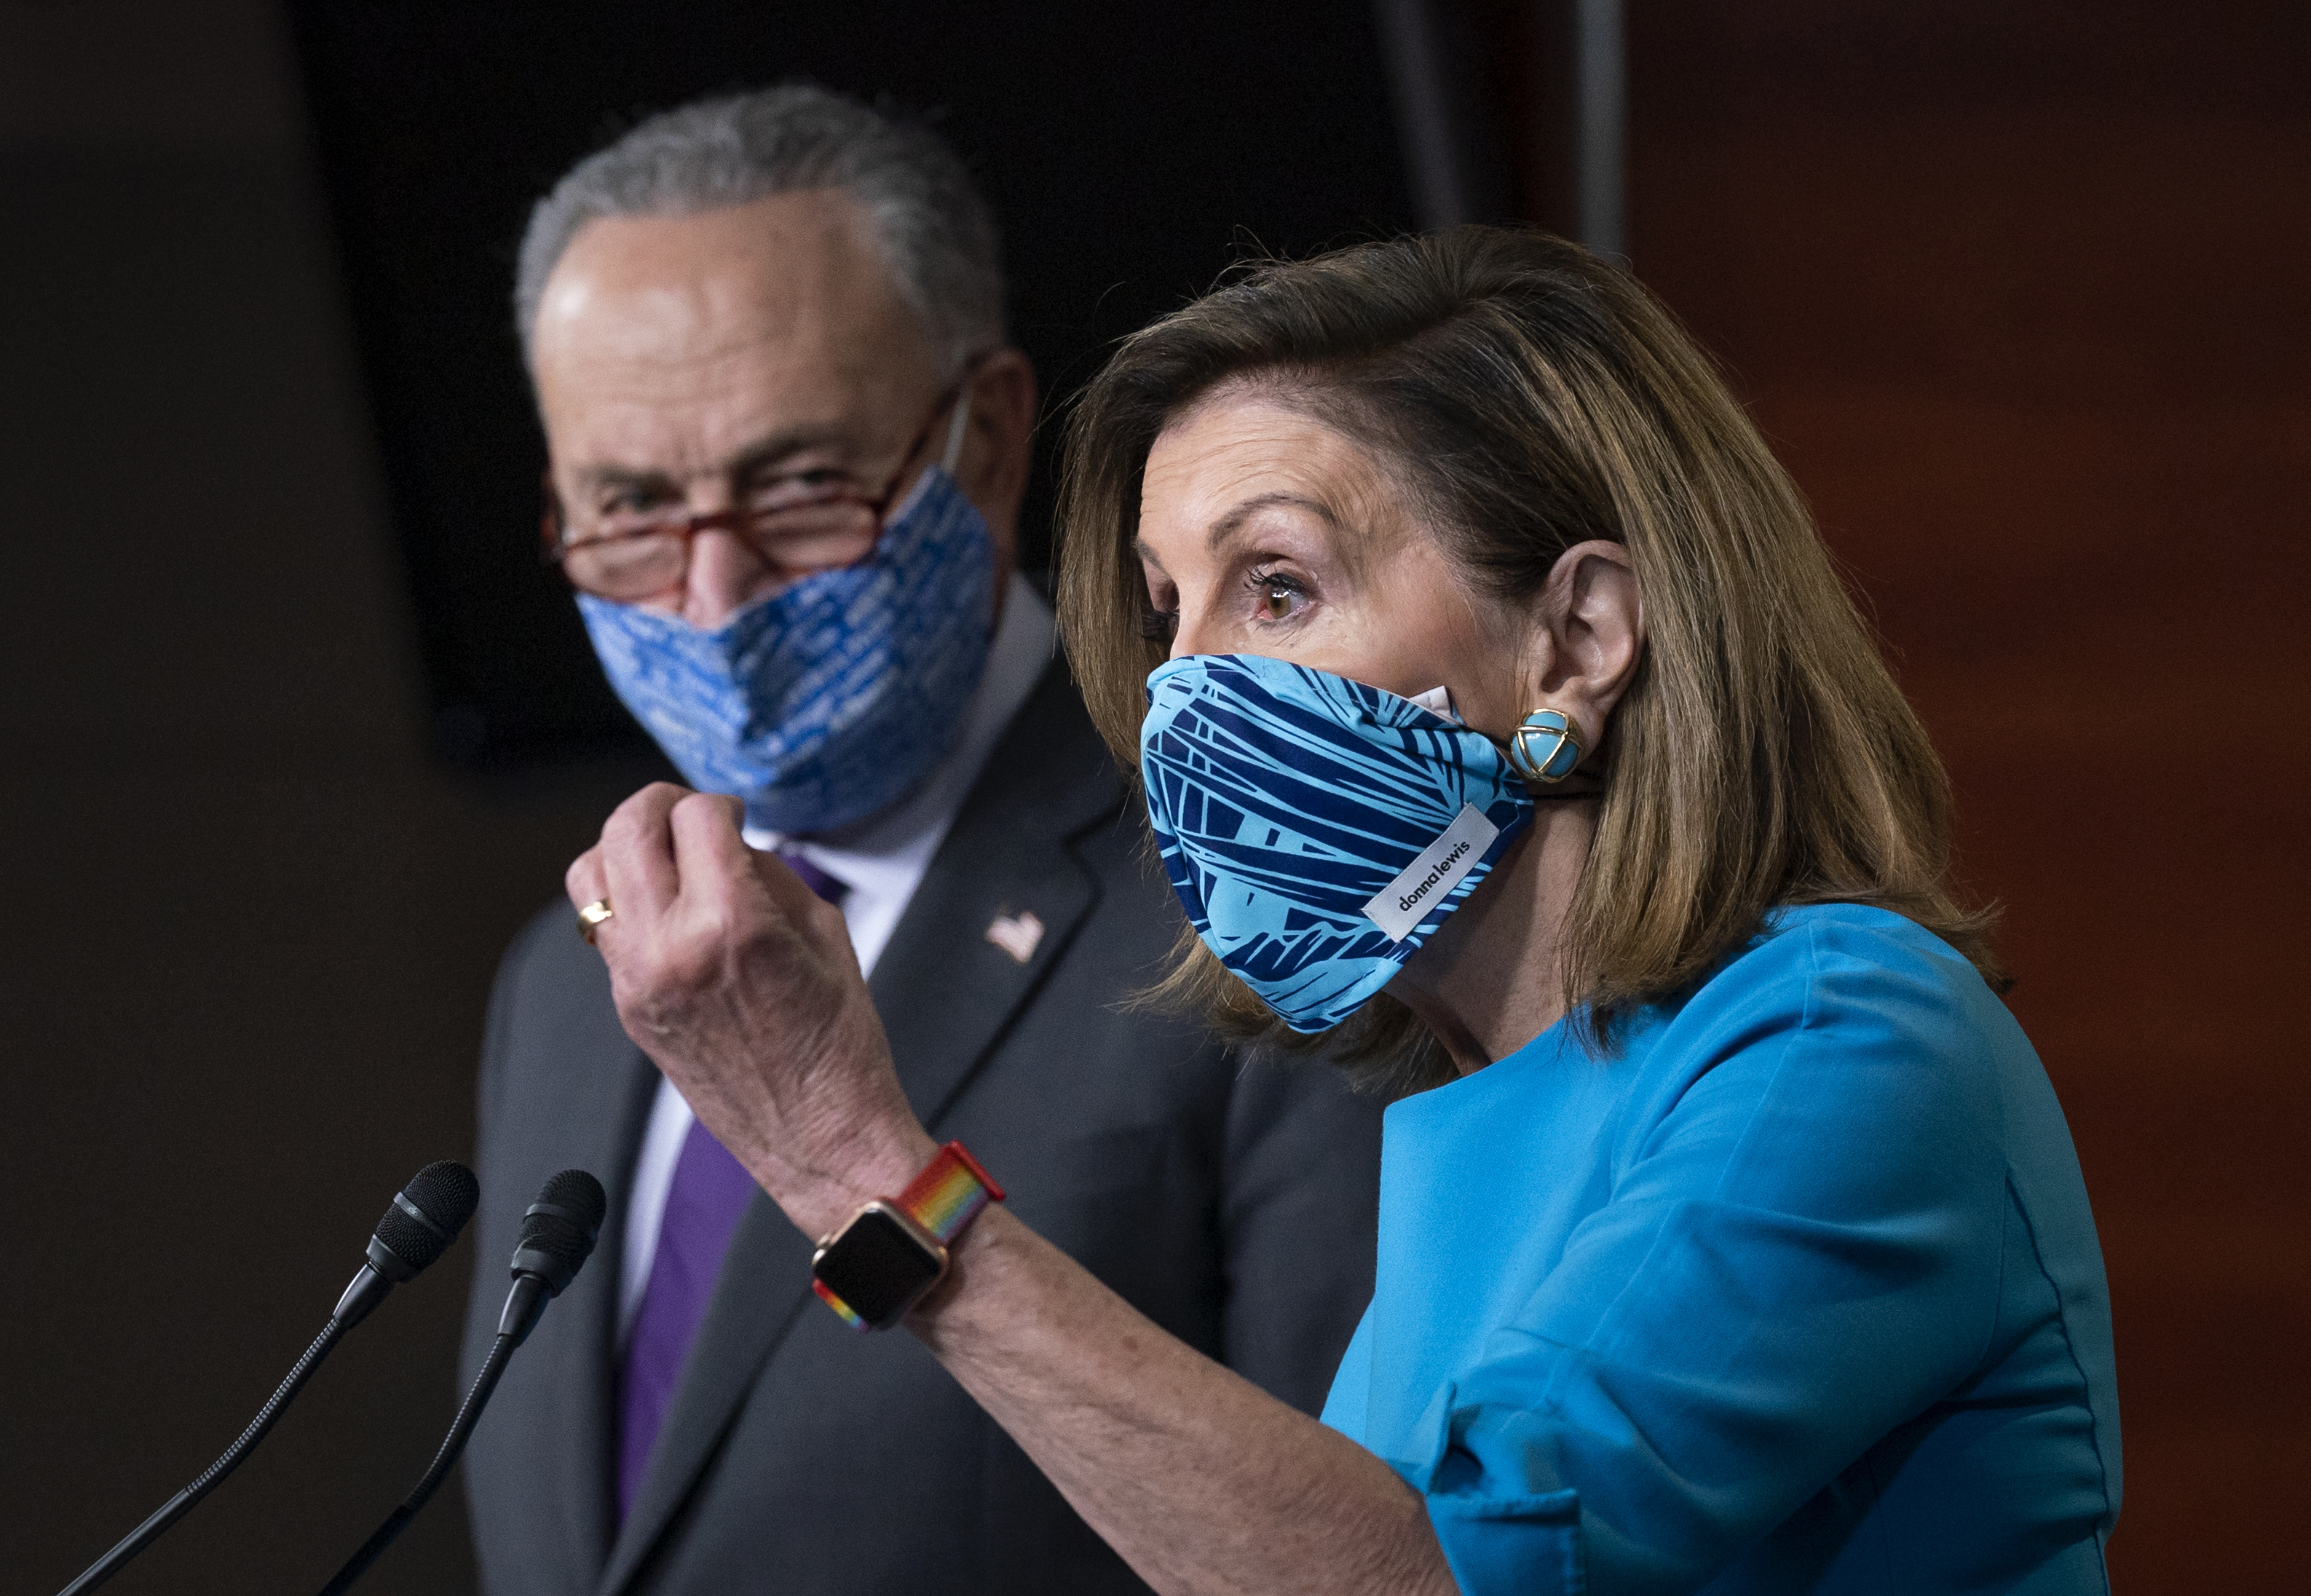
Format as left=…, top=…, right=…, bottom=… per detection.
left=515, top=84, right=1004, bottom=372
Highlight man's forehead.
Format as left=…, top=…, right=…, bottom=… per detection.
left=535, top=189, right=925, bottom=375
left=532, top=189, right=943, bottom=478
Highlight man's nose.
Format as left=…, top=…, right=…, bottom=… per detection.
left=684, top=525, right=780, bottom=628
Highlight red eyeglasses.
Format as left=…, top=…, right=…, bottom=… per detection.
left=542, top=368, right=974, bottom=604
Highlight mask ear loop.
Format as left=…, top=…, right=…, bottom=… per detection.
left=939, top=387, right=973, bottom=473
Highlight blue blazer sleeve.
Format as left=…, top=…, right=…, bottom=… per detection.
left=1397, top=917, right=2015, bottom=1592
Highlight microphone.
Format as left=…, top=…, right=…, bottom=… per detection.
left=58, top=1161, right=479, bottom=1596
left=317, top=1169, right=605, bottom=1596
left=335, top=1159, right=486, bottom=1328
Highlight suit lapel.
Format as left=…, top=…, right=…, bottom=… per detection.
left=599, top=662, right=1122, bottom=1594
left=870, top=665, right=1116, bottom=1129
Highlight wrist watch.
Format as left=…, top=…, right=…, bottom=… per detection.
left=810, top=1141, right=1005, bottom=1331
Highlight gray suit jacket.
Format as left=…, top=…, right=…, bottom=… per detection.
left=460, top=662, right=1385, bottom=1595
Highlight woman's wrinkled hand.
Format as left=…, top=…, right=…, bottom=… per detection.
left=566, top=783, right=935, bottom=1238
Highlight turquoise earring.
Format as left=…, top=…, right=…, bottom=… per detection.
left=1506, top=708, right=1583, bottom=784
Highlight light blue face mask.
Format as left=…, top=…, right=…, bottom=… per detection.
left=1139, top=653, right=1535, bottom=1032
left=577, top=462, right=993, bottom=835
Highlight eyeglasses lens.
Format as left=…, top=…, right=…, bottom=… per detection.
left=562, top=497, right=884, bottom=602
left=564, top=529, right=687, bottom=603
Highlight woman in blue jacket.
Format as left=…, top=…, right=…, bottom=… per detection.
left=569, top=226, right=2119, bottom=1593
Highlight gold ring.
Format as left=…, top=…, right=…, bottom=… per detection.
left=577, top=898, right=615, bottom=944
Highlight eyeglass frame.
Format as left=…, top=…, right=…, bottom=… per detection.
left=539, top=357, right=984, bottom=604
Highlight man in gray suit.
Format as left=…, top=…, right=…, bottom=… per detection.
left=459, top=86, right=1383, bottom=1595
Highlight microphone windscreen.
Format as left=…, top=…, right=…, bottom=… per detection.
left=515, top=1169, right=607, bottom=1281
left=374, top=1160, right=481, bottom=1274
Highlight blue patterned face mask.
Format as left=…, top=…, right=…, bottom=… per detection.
left=1140, top=653, right=1534, bottom=1032
left=577, top=465, right=993, bottom=835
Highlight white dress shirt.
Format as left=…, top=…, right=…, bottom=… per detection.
left=617, top=573, right=1058, bottom=1336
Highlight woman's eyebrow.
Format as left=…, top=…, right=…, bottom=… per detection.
left=1208, top=491, right=1338, bottom=552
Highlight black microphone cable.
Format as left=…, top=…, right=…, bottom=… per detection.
left=56, top=1160, right=480, bottom=1596
left=316, top=1168, right=606, bottom=1596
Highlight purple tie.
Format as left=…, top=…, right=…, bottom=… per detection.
left=615, top=848, right=845, bottom=1522
left=775, top=846, right=848, bottom=906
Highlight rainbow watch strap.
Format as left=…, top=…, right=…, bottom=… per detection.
left=812, top=1142, right=1003, bottom=1330
left=896, top=1141, right=1006, bottom=1243
left=811, top=1280, right=868, bottom=1330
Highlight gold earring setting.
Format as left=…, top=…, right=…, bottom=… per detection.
left=1506, top=708, right=1583, bottom=784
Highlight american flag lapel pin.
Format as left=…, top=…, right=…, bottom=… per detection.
left=984, top=909, right=1045, bottom=965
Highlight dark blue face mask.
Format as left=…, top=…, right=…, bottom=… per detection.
left=1139, top=653, right=1535, bottom=1032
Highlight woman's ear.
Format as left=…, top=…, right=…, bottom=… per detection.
left=1528, top=540, right=1643, bottom=756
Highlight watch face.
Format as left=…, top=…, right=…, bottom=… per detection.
left=813, top=1204, right=944, bottom=1330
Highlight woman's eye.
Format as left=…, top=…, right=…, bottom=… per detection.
left=1139, top=607, right=1178, bottom=641
left=1249, top=572, right=1308, bottom=623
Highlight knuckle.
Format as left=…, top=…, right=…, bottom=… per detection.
left=608, top=781, right=682, bottom=832
left=666, top=942, right=722, bottom=995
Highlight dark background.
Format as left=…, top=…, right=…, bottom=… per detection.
left=2, top=2, right=2304, bottom=1592
left=285, top=1, right=1417, bottom=764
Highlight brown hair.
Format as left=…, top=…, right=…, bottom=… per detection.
left=1056, top=226, right=2002, bottom=1094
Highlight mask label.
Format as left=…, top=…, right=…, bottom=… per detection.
left=1362, top=803, right=1501, bottom=942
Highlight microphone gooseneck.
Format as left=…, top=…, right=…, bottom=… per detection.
left=55, top=1161, right=479, bottom=1596
left=317, top=1169, right=605, bottom=1596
